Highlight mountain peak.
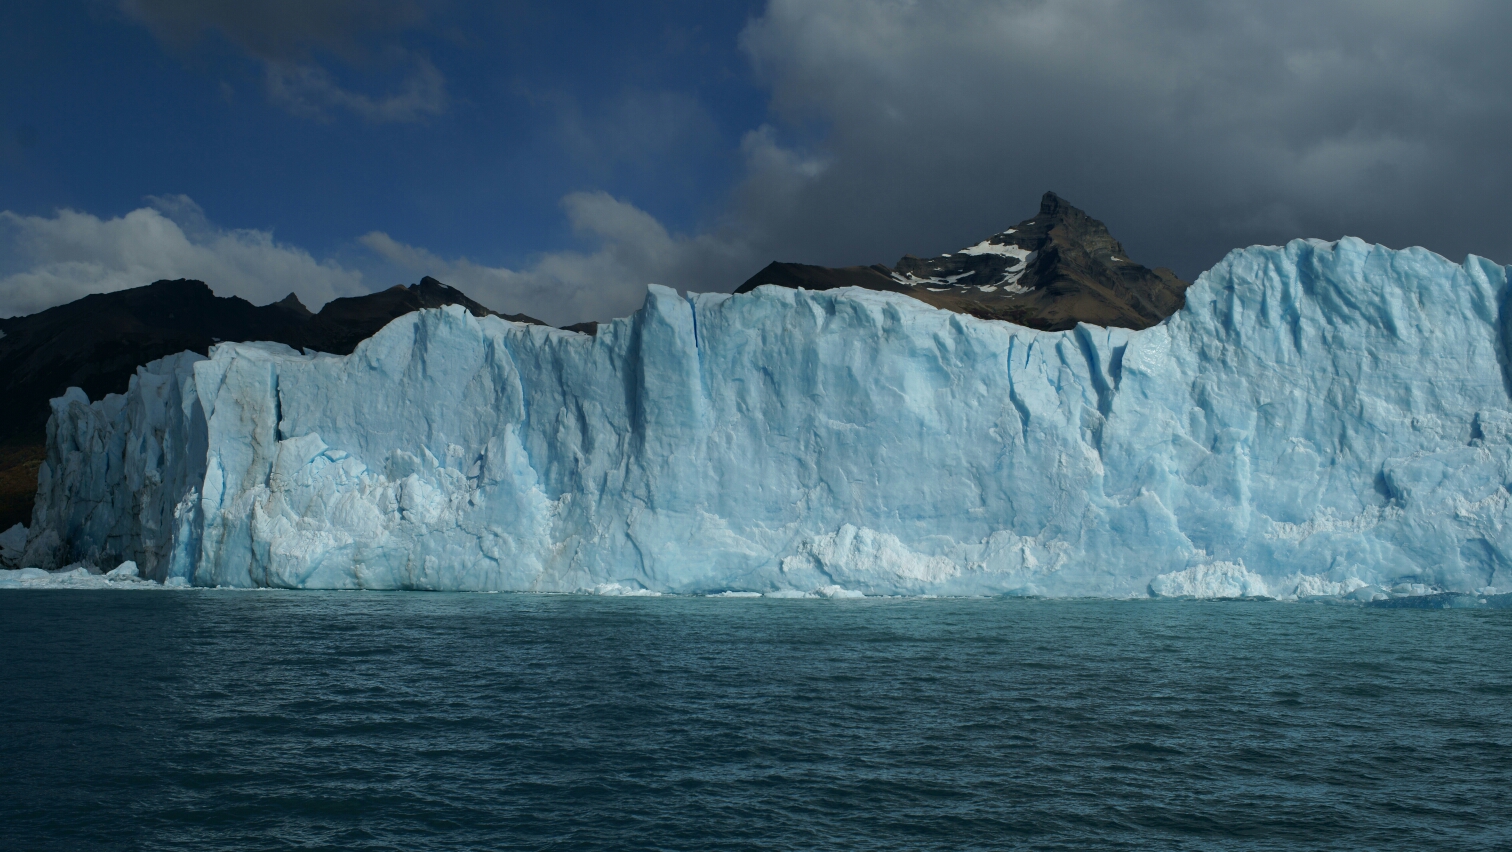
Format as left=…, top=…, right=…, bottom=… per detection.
left=1037, top=190, right=1094, bottom=222
left=272, top=292, right=312, bottom=317
left=736, top=193, right=1187, bottom=332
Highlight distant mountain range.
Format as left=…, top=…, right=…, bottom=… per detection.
left=737, top=192, right=1188, bottom=331
left=0, top=277, right=542, bottom=529
left=0, top=193, right=1184, bottom=530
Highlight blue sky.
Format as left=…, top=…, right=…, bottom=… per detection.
left=4, top=1, right=1511, bottom=325
left=4, top=2, right=763, bottom=256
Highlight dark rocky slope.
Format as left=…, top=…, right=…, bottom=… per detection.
left=0, top=277, right=541, bottom=530
left=737, top=192, right=1188, bottom=332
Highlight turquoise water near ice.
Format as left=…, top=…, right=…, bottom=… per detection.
left=3, top=591, right=1511, bottom=850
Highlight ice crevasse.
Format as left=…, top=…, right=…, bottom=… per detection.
left=20, top=238, right=1512, bottom=597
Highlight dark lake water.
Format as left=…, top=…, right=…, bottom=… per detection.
left=2, top=591, right=1510, bottom=851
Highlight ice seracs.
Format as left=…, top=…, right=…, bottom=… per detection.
left=18, top=237, right=1512, bottom=598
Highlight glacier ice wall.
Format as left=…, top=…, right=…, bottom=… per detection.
left=22, top=238, right=1512, bottom=596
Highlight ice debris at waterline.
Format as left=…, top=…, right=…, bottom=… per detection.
left=15, top=237, right=1512, bottom=598
left=0, top=560, right=191, bottom=589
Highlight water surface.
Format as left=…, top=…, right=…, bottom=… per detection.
left=2, top=592, right=1509, bottom=850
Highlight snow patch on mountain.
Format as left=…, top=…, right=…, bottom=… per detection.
left=959, top=239, right=1032, bottom=260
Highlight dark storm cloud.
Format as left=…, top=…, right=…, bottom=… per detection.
left=732, top=0, right=1512, bottom=280
left=121, top=0, right=445, bottom=122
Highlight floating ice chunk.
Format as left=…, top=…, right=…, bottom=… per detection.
left=583, top=582, right=661, bottom=597
left=106, top=561, right=141, bottom=580
left=1346, top=585, right=1391, bottom=602
left=0, top=564, right=178, bottom=589
left=1149, top=563, right=1269, bottom=599
left=813, top=585, right=866, bottom=599
left=1286, top=574, right=1368, bottom=599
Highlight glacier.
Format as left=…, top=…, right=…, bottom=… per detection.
left=17, top=237, right=1512, bottom=597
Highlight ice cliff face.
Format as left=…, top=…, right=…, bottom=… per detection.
left=22, top=238, right=1512, bottom=597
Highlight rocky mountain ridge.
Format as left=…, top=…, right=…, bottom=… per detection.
left=737, top=192, right=1188, bottom=331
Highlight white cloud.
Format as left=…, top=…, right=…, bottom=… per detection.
left=362, top=190, right=757, bottom=326
left=0, top=196, right=365, bottom=317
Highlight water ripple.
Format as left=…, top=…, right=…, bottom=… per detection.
left=2, top=594, right=1510, bottom=850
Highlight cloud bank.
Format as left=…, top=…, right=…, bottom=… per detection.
left=0, top=196, right=364, bottom=317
